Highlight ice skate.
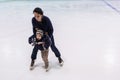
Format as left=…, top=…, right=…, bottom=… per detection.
left=30, top=60, right=35, bottom=70
left=58, top=57, right=64, bottom=66
left=45, top=62, right=49, bottom=72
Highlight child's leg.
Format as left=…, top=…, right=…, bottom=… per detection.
left=41, top=49, right=49, bottom=69
left=31, top=46, right=39, bottom=60
left=31, top=46, right=39, bottom=67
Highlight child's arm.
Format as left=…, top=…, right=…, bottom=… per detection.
left=37, top=42, right=45, bottom=45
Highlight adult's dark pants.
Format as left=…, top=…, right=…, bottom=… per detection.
left=50, top=35, right=61, bottom=58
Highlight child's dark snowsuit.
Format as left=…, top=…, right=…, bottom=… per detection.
left=29, top=34, right=51, bottom=68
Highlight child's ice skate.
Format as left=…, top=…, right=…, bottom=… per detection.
left=30, top=60, right=35, bottom=70
left=45, top=62, right=49, bottom=72
left=45, top=67, right=49, bottom=72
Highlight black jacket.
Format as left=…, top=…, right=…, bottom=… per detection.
left=28, top=34, right=51, bottom=50
left=32, top=16, right=53, bottom=38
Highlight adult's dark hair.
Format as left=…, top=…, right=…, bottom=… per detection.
left=33, top=7, right=43, bottom=15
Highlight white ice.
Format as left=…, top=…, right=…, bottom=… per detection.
left=0, top=0, right=120, bottom=80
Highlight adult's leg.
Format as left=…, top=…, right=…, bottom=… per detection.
left=50, top=36, right=61, bottom=57
left=50, top=36, right=63, bottom=63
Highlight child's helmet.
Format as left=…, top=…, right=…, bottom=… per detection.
left=36, top=29, right=43, bottom=36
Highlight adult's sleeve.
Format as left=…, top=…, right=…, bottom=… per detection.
left=45, top=17, right=54, bottom=38
left=32, top=18, right=36, bottom=35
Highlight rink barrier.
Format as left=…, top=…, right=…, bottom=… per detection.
left=103, top=0, right=120, bottom=15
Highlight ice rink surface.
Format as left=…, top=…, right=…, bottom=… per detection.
left=0, top=0, right=120, bottom=80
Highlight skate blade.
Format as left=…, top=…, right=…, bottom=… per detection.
left=45, top=68, right=49, bottom=72
left=59, top=61, right=64, bottom=67
left=30, top=66, right=34, bottom=70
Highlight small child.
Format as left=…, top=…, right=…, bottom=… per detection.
left=28, top=29, right=51, bottom=71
